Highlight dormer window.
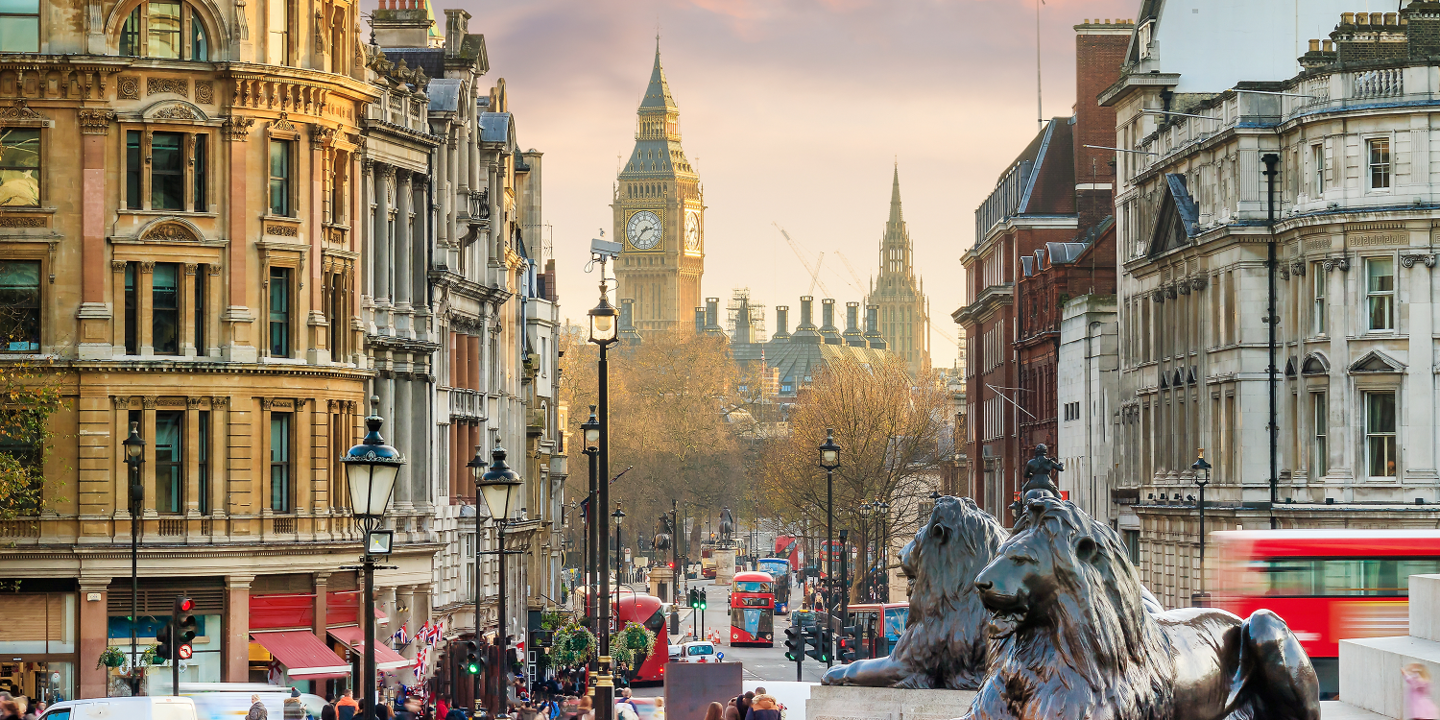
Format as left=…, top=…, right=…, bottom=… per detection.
left=119, top=0, right=209, bottom=61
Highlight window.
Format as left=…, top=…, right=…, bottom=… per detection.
left=126, top=130, right=209, bottom=212
left=1366, top=391, right=1397, bottom=478
left=155, top=410, right=182, bottom=514
left=1367, top=258, right=1395, bottom=331
left=268, top=140, right=291, bottom=216
left=1063, top=402, right=1081, bottom=422
left=193, top=263, right=205, bottom=352
left=1311, top=143, right=1324, bottom=196
left=1312, top=266, right=1326, bottom=336
left=1312, top=392, right=1327, bottom=477
left=0, top=0, right=37, bottom=53
left=268, top=266, right=290, bottom=357
left=0, top=260, right=39, bottom=351
left=152, top=262, right=179, bottom=355
left=124, top=262, right=138, bottom=355
left=0, top=128, right=39, bottom=207
left=119, top=0, right=208, bottom=60
left=197, top=409, right=209, bottom=515
left=266, top=0, right=289, bottom=65
left=1368, top=137, right=1391, bottom=190
left=270, top=411, right=291, bottom=512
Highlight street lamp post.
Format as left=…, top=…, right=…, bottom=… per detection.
left=123, top=422, right=145, bottom=690
left=589, top=281, right=619, bottom=720
left=856, top=502, right=872, bottom=600
left=340, top=402, right=405, bottom=720
left=474, top=439, right=523, bottom=720
left=613, top=502, right=626, bottom=590
left=876, top=501, right=890, bottom=602
left=581, top=408, right=600, bottom=635
left=669, top=500, right=680, bottom=629
left=838, top=527, right=850, bottom=655
left=817, top=430, right=840, bottom=610
left=1191, top=449, right=1212, bottom=607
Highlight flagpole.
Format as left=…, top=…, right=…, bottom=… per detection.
left=1036, top=0, right=1043, bottom=128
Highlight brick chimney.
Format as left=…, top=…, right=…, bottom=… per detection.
left=371, top=0, right=433, bottom=48
left=1072, top=18, right=1133, bottom=232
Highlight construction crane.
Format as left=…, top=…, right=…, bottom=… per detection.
left=833, top=251, right=868, bottom=295
left=774, top=223, right=831, bottom=297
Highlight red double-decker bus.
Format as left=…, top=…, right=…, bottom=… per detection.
left=614, top=590, right=669, bottom=684
left=1213, top=529, right=1440, bottom=698
left=729, top=571, right=775, bottom=647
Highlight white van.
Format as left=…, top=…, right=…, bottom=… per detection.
left=38, top=696, right=198, bottom=720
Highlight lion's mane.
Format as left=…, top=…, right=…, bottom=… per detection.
left=982, top=498, right=1174, bottom=719
left=885, top=495, right=1008, bottom=689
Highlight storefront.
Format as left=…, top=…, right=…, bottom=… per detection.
left=0, top=582, right=78, bottom=704
left=248, top=589, right=395, bottom=697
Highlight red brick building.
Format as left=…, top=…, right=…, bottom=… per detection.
left=953, top=19, right=1130, bottom=523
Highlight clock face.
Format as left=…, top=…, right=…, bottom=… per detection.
left=685, top=211, right=701, bottom=251
left=627, top=210, right=662, bottom=250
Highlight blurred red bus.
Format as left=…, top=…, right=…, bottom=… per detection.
left=614, top=590, right=669, bottom=685
left=1213, top=529, right=1440, bottom=698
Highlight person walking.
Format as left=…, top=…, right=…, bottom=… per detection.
left=336, top=691, right=360, bottom=720
left=703, top=701, right=724, bottom=720
left=321, top=703, right=339, bottom=720
left=747, top=695, right=780, bottom=720
left=246, top=695, right=269, bottom=720
left=651, top=698, right=666, bottom=720
left=283, top=688, right=306, bottom=720
left=1406, top=663, right=1438, bottom=720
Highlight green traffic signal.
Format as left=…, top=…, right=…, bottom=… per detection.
left=467, top=662, right=479, bottom=674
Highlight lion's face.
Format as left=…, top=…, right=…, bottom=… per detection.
left=899, top=496, right=1006, bottom=608
left=974, top=501, right=1101, bottom=634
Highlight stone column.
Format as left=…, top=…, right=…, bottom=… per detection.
left=393, top=371, right=413, bottom=513
left=185, top=397, right=203, bottom=528
left=394, top=170, right=413, bottom=337
left=79, top=116, right=112, bottom=359
left=138, top=262, right=154, bottom=356
left=78, top=578, right=111, bottom=699
left=224, top=575, right=254, bottom=683
left=1404, top=253, right=1437, bottom=484
left=361, top=159, right=374, bottom=330
left=398, top=584, right=418, bottom=686
left=313, top=572, right=331, bottom=643
left=222, top=116, right=257, bottom=363
left=111, top=262, right=128, bottom=355
left=373, top=164, right=392, bottom=329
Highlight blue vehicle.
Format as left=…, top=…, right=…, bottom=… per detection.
left=757, top=557, right=792, bottom=614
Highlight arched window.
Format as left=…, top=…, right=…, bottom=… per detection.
left=119, top=0, right=208, bottom=60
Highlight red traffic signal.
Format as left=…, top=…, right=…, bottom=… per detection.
left=668, top=562, right=675, bottom=569
left=177, top=598, right=194, bottom=613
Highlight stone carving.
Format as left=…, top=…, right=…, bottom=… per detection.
left=1291, top=260, right=1307, bottom=277
left=272, top=112, right=296, bottom=133
left=0, top=216, right=46, bottom=228
left=0, top=99, right=45, bottom=123
left=118, top=76, right=140, bottom=100
left=266, top=223, right=299, bottom=237
left=211, top=395, right=229, bottom=409
left=1279, top=264, right=1291, bottom=281
left=147, top=77, right=189, bottom=98
left=963, top=496, right=1321, bottom=720
left=1177, top=280, right=1190, bottom=295
left=233, top=0, right=248, bottom=40
left=195, top=80, right=214, bottom=105
left=1165, top=283, right=1177, bottom=299
left=78, top=109, right=115, bottom=135
left=1401, top=253, right=1437, bottom=269
left=1190, top=275, right=1208, bottom=291
left=153, top=104, right=198, bottom=121
left=1323, top=255, right=1350, bottom=272
left=142, top=396, right=157, bottom=409
left=111, top=261, right=127, bottom=273
left=822, top=496, right=1007, bottom=689
left=141, top=222, right=198, bottom=242
left=221, top=115, right=255, bottom=142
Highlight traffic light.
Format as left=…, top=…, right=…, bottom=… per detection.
left=784, top=626, right=803, bottom=662
left=174, top=596, right=197, bottom=661
left=838, top=625, right=858, bottom=663
left=461, top=640, right=480, bottom=674
left=804, top=627, right=829, bottom=663
left=154, top=623, right=173, bottom=663
left=695, top=589, right=706, bottom=611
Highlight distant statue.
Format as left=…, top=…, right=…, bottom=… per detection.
left=822, top=496, right=1007, bottom=689
left=1021, top=444, right=1064, bottom=499
left=654, top=515, right=672, bottom=552
left=718, top=507, right=735, bottom=545
left=963, top=496, right=1321, bottom=720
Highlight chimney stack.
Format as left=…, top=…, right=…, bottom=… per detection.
left=774, top=306, right=791, bottom=339
left=820, top=299, right=842, bottom=344
left=794, top=296, right=820, bottom=343
left=444, top=9, right=470, bottom=56
left=864, top=304, right=887, bottom=350
left=694, top=307, right=705, bottom=333
left=844, top=302, right=865, bottom=346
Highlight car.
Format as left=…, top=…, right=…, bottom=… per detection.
left=39, top=696, right=198, bottom=720
left=668, top=643, right=682, bottom=661
left=676, top=640, right=720, bottom=663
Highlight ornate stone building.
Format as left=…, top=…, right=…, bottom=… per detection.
left=613, top=43, right=704, bottom=333
left=866, top=167, right=931, bottom=376
left=1103, top=4, right=1440, bottom=644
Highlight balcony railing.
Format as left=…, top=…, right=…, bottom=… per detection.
left=450, top=389, right=484, bottom=420
left=1352, top=68, right=1403, bottom=99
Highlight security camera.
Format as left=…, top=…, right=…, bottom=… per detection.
left=591, top=238, right=622, bottom=259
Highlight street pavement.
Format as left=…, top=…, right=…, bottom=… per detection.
left=631, top=579, right=828, bottom=698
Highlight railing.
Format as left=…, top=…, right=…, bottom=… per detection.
left=273, top=516, right=295, bottom=534
left=0, top=519, right=38, bottom=537
left=158, top=518, right=184, bottom=536
left=450, top=389, right=484, bottom=420
left=1353, top=68, right=1403, bottom=99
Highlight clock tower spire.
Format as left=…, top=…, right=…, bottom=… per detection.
left=612, top=42, right=704, bottom=334
left=866, top=164, right=932, bottom=374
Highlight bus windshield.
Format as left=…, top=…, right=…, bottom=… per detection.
left=734, top=581, right=773, bottom=593
left=884, top=607, right=908, bottom=641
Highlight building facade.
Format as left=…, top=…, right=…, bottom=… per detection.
left=954, top=19, right=1130, bottom=523
left=613, top=45, right=704, bottom=333
left=1056, top=287, right=1120, bottom=525
left=1103, top=5, right=1440, bottom=620
left=866, top=167, right=931, bottom=376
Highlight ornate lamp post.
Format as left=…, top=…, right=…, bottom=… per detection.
left=818, top=430, right=840, bottom=609
left=123, top=422, right=145, bottom=686
left=875, top=500, right=891, bottom=601
left=588, top=284, right=618, bottom=720
left=612, top=502, right=626, bottom=588
left=1191, top=449, right=1212, bottom=608
left=340, top=402, right=405, bottom=719
left=580, top=407, right=600, bottom=632
left=474, top=438, right=523, bottom=720
left=856, top=502, right=872, bottom=600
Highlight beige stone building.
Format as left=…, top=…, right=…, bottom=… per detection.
left=0, top=0, right=445, bottom=702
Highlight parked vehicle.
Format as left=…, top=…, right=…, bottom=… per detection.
left=675, top=640, right=719, bottom=663
left=39, top=696, right=198, bottom=720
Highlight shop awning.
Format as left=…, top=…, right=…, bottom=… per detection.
left=327, top=626, right=410, bottom=670
left=250, top=630, right=352, bottom=679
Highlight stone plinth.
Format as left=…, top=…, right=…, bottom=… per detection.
left=650, top=566, right=675, bottom=603
left=805, top=685, right=974, bottom=720
left=1409, top=574, right=1440, bottom=642
left=715, top=549, right=737, bottom=586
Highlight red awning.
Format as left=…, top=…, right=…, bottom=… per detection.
left=250, top=630, right=352, bottom=679
left=328, top=626, right=410, bottom=670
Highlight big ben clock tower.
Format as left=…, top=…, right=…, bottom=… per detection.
left=613, top=41, right=704, bottom=333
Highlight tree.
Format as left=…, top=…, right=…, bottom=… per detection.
left=0, top=355, right=65, bottom=521
left=759, top=354, right=946, bottom=599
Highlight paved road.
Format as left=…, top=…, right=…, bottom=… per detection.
left=631, top=579, right=829, bottom=697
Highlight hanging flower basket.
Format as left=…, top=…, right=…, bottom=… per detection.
left=97, top=646, right=126, bottom=669
left=550, top=622, right=596, bottom=667
left=611, top=621, right=655, bottom=669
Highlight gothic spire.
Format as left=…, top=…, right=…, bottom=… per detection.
left=888, top=163, right=904, bottom=225
left=639, top=41, right=678, bottom=113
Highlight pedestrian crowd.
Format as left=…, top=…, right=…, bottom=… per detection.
left=0, top=690, right=45, bottom=719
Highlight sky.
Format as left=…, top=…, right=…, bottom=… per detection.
left=452, top=0, right=1137, bottom=368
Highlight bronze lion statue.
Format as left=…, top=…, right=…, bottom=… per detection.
left=822, top=495, right=1007, bottom=689
left=964, top=496, right=1320, bottom=720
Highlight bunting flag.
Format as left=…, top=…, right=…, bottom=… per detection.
left=418, top=621, right=433, bottom=646
left=414, top=646, right=429, bottom=673
left=392, top=626, right=408, bottom=647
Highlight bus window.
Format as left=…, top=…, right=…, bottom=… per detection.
left=1262, top=559, right=1316, bottom=596
left=884, top=607, right=908, bottom=641
left=734, top=581, right=773, bottom=593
